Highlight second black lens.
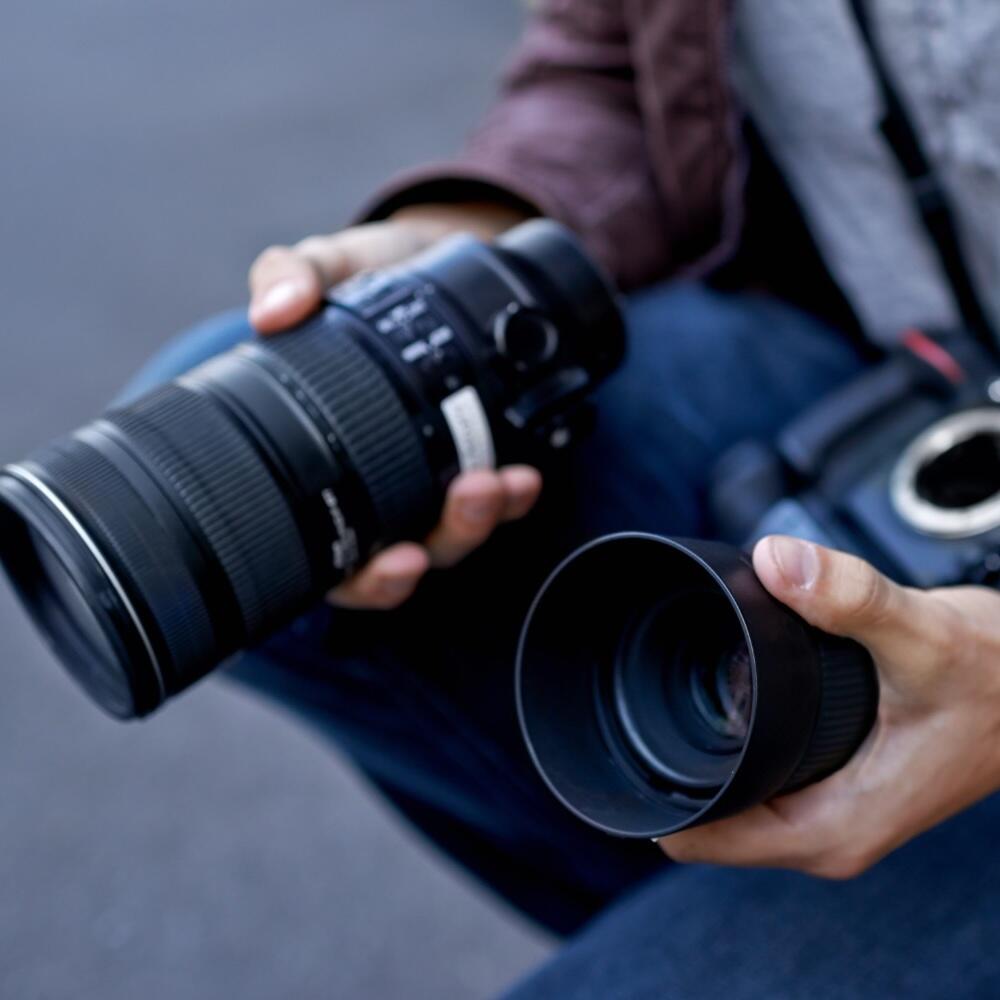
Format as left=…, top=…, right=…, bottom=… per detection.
left=517, top=533, right=878, bottom=838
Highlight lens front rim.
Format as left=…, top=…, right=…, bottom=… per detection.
left=0, top=465, right=164, bottom=718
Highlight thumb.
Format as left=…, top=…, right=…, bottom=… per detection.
left=752, top=535, right=922, bottom=665
left=248, top=245, right=325, bottom=335
left=247, top=224, right=432, bottom=336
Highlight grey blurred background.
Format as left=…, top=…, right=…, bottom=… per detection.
left=0, top=2, right=554, bottom=997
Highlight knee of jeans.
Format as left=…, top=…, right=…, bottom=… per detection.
left=625, top=281, right=859, bottom=369
left=116, top=307, right=253, bottom=403
left=613, top=282, right=764, bottom=399
left=625, top=280, right=720, bottom=335
left=623, top=282, right=778, bottom=357
left=619, top=280, right=861, bottom=397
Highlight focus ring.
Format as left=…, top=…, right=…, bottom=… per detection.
left=260, top=317, right=436, bottom=540
left=107, top=384, right=312, bottom=639
left=783, top=637, right=878, bottom=791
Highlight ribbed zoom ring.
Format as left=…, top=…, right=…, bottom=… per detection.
left=107, top=384, right=312, bottom=641
left=259, top=318, right=436, bottom=541
left=784, top=636, right=879, bottom=791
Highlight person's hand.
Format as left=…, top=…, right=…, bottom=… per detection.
left=247, top=201, right=542, bottom=609
left=248, top=202, right=529, bottom=334
left=659, top=535, right=1000, bottom=879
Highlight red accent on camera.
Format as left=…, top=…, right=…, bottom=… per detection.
left=901, top=328, right=966, bottom=385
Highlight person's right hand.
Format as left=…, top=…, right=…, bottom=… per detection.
left=246, top=201, right=543, bottom=611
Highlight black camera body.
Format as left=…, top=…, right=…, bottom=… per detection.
left=712, top=331, right=1000, bottom=589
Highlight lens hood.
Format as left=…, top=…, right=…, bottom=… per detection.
left=516, top=533, right=877, bottom=838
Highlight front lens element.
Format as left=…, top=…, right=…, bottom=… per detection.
left=31, top=527, right=115, bottom=664
left=690, top=639, right=752, bottom=742
left=612, top=593, right=749, bottom=791
left=0, top=491, right=139, bottom=717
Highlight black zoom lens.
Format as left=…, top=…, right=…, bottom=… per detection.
left=517, top=534, right=878, bottom=838
left=0, top=221, right=624, bottom=719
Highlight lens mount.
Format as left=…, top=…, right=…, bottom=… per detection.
left=891, top=408, right=1000, bottom=538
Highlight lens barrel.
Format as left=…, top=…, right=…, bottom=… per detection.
left=516, top=533, right=878, bottom=838
left=0, top=220, right=625, bottom=718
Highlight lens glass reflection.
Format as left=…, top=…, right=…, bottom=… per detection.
left=7, top=517, right=134, bottom=716
left=689, top=639, right=752, bottom=742
left=612, top=592, right=752, bottom=792
left=29, top=526, right=116, bottom=666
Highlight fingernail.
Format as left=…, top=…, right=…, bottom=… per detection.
left=253, top=279, right=307, bottom=318
left=768, top=536, right=819, bottom=590
left=458, top=497, right=495, bottom=523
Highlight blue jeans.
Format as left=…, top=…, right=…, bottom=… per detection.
left=122, top=285, right=1000, bottom=997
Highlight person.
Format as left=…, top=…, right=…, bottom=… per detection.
left=122, top=2, right=1000, bottom=996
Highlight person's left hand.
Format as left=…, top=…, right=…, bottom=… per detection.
left=658, top=535, right=1000, bottom=879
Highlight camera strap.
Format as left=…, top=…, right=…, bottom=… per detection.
left=847, top=0, right=998, bottom=354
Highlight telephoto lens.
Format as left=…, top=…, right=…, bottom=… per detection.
left=516, top=533, right=878, bottom=838
left=0, top=220, right=625, bottom=719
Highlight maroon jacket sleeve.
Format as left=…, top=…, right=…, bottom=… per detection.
left=356, top=0, right=672, bottom=290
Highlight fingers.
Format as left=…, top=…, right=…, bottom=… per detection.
left=425, top=466, right=542, bottom=567
left=657, top=793, right=875, bottom=880
left=659, top=804, right=798, bottom=870
left=248, top=245, right=325, bottom=334
left=751, top=535, right=931, bottom=665
left=424, top=470, right=507, bottom=568
left=328, top=543, right=430, bottom=610
left=248, top=223, right=433, bottom=335
left=247, top=205, right=528, bottom=336
left=498, top=465, right=543, bottom=521
left=328, top=467, right=541, bottom=608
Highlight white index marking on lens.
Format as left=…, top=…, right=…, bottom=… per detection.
left=378, top=297, right=427, bottom=336
left=989, top=379, right=1000, bottom=404
left=428, top=326, right=453, bottom=347
left=402, top=341, right=429, bottom=364
left=441, top=386, right=496, bottom=471
left=6, top=465, right=166, bottom=702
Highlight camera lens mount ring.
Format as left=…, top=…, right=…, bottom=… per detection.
left=891, top=407, right=1000, bottom=538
